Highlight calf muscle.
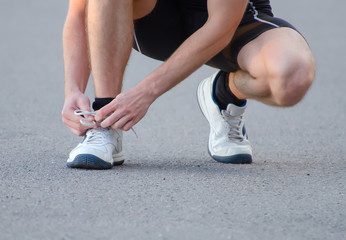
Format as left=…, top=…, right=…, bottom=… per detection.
left=87, top=0, right=133, bottom=97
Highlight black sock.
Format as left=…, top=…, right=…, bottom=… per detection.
left=92, top=98, right=114, bottom=111
left=213, top=71, right=246, bottom=110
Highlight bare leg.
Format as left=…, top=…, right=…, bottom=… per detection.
left=87, top=0, right=134, bottom=98
left=229, top=28, right=315, bottom=106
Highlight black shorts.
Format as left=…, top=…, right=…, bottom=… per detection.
left=133, top=0, right=298, bottom=72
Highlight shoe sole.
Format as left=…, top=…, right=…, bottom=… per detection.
left=197, top=76, right=252, bottom=164
left=208, top=149, right=252, bottom=164
left=67, top=154, right=124, bottom=169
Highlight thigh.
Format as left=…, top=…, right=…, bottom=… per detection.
left=207, top=14, right=300, bottom=72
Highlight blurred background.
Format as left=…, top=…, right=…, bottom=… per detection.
left=0, top=1, right=345, bottom=239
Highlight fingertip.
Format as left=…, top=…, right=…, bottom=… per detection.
left=123, top=122, right=133, bottom=132
left=95, top=113, right=102, bottom=122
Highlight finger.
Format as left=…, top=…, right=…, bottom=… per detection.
left=95, top=102, right=115, bottom=122
left=123, top=115, right=142, bottom=131
left=62, top=114, right=88, bottom=130
left=78, top=97, right=92, bottom=112
left=63, top=105, right=97, bottom=130
left=122, top=119, right=136, bottom=132
left=65, top=107, right=93, bottom=124
left=64, top=121, right=87, bottom=136
left=111, top=114, right=133, bottom=130
left=70, top=128, right=87, bottom=136
left=78, top=100, right=94, bottom=120
left=100, top=110, right=126, bottom=128
left=63, top=117, right=89, bottom=134
left=64, top=113, right=87, bottom=128
left=63, top=112, right=78, bottom=122
left=62, top=107, right=78, bottom=121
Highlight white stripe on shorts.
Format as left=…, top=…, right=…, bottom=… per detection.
left=248, top=0, right=279, bottom=28
left=134, top=30, right=142, bottom=53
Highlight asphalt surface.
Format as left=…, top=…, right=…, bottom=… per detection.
left=0, top=0, right=345, bottom=239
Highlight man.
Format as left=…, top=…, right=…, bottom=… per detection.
left=62, top=0, right=315, bottom=169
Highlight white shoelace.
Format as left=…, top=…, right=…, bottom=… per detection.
left=221, top=109, right=244, bottom=142
left=74, top=110, right=138, bottom=138
left=74, top=110, right=98, bottom=127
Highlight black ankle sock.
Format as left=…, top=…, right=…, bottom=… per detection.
left=92, top=98, right=114, bottom=111
left=213, top=71, right=246, bottom=109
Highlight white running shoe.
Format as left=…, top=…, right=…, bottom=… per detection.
left=197, top=72, right=252, bottom=164
left=67, top=127, right=124, bottom=169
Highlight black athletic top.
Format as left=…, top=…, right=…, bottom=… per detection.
left=133, top=0, right=296, bottom=72
left=179, top=0, right=273, bottom=25
left=181, top=0, right=272, bottom=14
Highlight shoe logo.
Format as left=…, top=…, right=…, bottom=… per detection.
left=81, top=135, right=87, bottom=144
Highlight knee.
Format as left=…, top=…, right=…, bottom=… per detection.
left=269, top=54, right=315, bottom=107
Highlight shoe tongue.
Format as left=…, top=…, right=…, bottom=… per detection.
left=225, top=103, right=246, bottom=116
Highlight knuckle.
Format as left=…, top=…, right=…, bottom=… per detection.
left=77, top=132, right=84, bottom=137
left=73, top=129, right=83, bottom=136
left=76, top=128, right=85, bottom=136
left=123, top=107, right=130, bottom=114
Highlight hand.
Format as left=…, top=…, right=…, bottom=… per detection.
left=61, top=91, right=95, bottom=136
left=95, top=86, right=155, bottom=131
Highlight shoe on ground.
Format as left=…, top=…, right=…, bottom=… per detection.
left=67, top=127, right=124, bottom=169
left=197, top=72, right=253, bottom=164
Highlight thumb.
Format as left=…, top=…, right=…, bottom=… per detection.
left=78, top=97, right=92, bottom=112
left=78, top=98, right=94, bottom=120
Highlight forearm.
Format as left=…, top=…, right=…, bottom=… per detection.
left=138, top=26, right=233, bottom=99
left=63, top=12, right=90, bottom=97
left=137, top=0, right=247, bottom=101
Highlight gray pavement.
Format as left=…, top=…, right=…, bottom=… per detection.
left=0, top=0, right=345, bottom=239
